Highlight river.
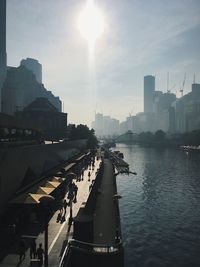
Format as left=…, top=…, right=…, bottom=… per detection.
left=115, top=143, right=200, bottom=267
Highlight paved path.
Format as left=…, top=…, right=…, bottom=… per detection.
left=93, top=159, right=117, bottom=245
left=0, top=159, right=101, bottom=267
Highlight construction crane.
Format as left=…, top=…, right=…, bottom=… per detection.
left=180, top=73, right=186, bottom=97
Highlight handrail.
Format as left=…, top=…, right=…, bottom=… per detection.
left=59, top=243, right=71, bottom=267
left=59, top=238, right=123, bottom=267
left=69, top=238, right=122, bottom=250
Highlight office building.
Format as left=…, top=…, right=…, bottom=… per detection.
left=1, top=65, right=61, bottom=115
left=16, top=97, right=67, bottom=140
left=20, top=58, right=42, bottom=84
left=0, top=0, right=7, bottom=111
left=144, top=75, right=155, bottom=113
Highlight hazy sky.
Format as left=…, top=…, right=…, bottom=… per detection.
left=7, top=0, right=200, bottom=126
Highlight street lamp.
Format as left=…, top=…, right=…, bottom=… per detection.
left=39, top=195, right=55, bottom=267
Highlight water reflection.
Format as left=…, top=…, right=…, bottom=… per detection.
left=116, top=144, right=200, bottom=267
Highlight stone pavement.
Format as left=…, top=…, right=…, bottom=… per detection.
left=0, top=159, right=101, bottom=267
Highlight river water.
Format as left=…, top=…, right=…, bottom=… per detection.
left=115, top=143, right=200, bottom=267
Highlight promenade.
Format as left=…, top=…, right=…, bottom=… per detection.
left=93, top=159, right=118, bottom=245
left=59, top=157, right=124, bottom=267
left=0, top=158, right=101, bottom=267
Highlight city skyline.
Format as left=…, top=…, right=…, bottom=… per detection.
left=6, top=0, right=200, bottom=125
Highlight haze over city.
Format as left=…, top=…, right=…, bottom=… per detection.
left=6, top=0, right=200, bottom=125
left=2, top=1, right=200, bottom=267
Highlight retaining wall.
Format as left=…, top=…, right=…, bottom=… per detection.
left=0, top=140, right=86, bottom=214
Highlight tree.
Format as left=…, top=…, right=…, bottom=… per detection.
left=139, top=131, right=154, bottom=143
left=154, top=130, right=166, bottom=142
left=87, top=129, right=98, bottom=149
left=68, top=124, right=98, bottom=148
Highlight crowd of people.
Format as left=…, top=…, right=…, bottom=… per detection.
left=15, top=153, right=100, bottom=266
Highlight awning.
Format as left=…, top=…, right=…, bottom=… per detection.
left=28, top=193, right=48, bottom=204
left=10, top=193, right=48, bottom=204
left=64, top=163, right=76, bottom=172
left=10, top=175, right=65, bottom=205
left=37, top=187, right=54, bottom=195
left=75, top=155, right=86, bottom=162
left=45, top=181, right=61, bottom=188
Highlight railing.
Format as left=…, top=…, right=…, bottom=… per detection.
left=59, top=238, right=123, bottom=267
left=59, top=243, right=71, bottom=267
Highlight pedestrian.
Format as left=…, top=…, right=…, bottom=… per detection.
left=81, top=169, right=84, bottom=180
left=73, top=183, right=78, bottom=203
left=30, top=239, right=37, bottom=259
left=37, top=243, right=44, bottom=266
left=89, top=183, right=93, bottom=191
left=56, top=210, right=62, bottom=223
left=19, top=238, right=26, bottom=262
left=57, top=198, right=63, bottom=214
left=60, top=215, right=66, bottom=224
left=67, top=185, right=74, bottom=201
left=63, top=199, right=67, bottom=216
left=9, top=223, right=16, bottom=240
left=88, top=171, right=91, bottom=181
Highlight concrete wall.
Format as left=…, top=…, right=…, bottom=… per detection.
left=0, top=140, right=86, bottom=214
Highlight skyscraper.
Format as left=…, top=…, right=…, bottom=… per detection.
left=20, top=58, right=42, bottom=84
left=144, top=75, right=155, bottom=113
left=0, top=0, right=7, bottom=111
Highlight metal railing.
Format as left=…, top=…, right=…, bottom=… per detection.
left=59, top=238, right=123, bottom=267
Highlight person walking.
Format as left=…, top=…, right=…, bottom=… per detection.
left=19, top=238, right=26, bottom=262
left=81, top=169, right=84, bottom=180
left=37, top=243, right=44, bottom=266
left=56, top=210, right=62, bottom=223
left=9, top=223, right=16, bottom=241
left=63, top=199, right=68, bottom=216
left=88, top=171, right=91, bottom=182
left=30, top=239, right=37, bottom=259
left=73, top=183, right=78, bottom=203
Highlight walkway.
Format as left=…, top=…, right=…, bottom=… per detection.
left=93, top=159, right=119, bottom=245
left=0, top=159, right=101, bottom=267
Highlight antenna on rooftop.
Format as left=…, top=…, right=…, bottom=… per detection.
left=167, top=72, right=169, bottom=93
left=193, top=73, right=196, bottom=84
left=180, top=73, right=186, bottom=97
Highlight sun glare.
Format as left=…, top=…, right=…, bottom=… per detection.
left=78, top=0, right=104, bottom=46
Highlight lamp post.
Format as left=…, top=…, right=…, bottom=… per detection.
left=39, top=195, right=55, bottom=267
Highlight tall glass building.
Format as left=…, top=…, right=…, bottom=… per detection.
left=144, top=75, right=155, bottom=113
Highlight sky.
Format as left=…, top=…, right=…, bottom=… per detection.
left=7, top=0, right=200, bottom=126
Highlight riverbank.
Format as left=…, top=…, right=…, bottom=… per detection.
left=116, top=140, right=180, bottom=149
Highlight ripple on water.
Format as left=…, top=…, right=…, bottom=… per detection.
left=116, top=144, right=200, bottom=267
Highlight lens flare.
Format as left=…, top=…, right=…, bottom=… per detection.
left=78, top=0, right=104, bottom=47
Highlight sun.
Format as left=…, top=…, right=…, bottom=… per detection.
left=78, top=0, right=104, bottom=46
